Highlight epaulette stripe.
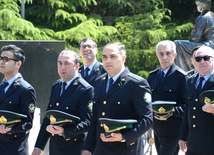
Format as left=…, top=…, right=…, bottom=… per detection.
left=188, top=72, right=197, bottom=78
left=100, top=72, right=107, bottom=77
left=79, top=78, right=89, bottom=88
left=176, top=68, right=187, bottom=75
left=128, top=73, right=142, bottom=81
left=20, top=81, right=31, bottom=89
left=149, top=68, right=159, bottom=74
left=187, top=69, right=194, bottom=74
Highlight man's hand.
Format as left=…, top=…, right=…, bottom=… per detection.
left=154, top=113, right=172, bottom=121
left=202, top=104, right=214, bottom=114
left=0, top=124, right=11, bottom=134
left=100, top=133, right=123, bottom=142
left=46, top=125, right=64, bottom=135
left=31, top=148, right=42, bottom=155
left=178, top=140, right=187, bottom=153
left=82, top=150, right=91, bottom=155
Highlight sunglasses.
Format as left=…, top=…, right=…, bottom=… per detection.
left=0, top=56, right=19, bottom=62
left=195, top=56, right=213, bottom=62
left=80, top=44, right=96, bottom=49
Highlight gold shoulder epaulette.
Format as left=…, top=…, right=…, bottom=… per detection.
left=128, top=73, right=142, bottom=81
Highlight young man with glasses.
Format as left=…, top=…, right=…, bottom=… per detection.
left=78, top=38, right=106, bottom=86
left=82, top=42, right=152, bottom=155
left=179, top=46, right=214, bottom=155
left=147, top=40, right=187, bottom=155
left=0, top=44, right=36, bottom=155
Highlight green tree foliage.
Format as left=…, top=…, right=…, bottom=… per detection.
left=0, top=0, right=117, bottom=55
left=109, top=0, right=193, bottom=78
left=0, top=0, right=197, bottom=78
left=26, top=0, right=98, bottom=31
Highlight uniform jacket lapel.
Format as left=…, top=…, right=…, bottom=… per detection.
left=190, top=73, right=198, bottom=93
left=201, top=73, right=214, bottom=92
left=59, top=76, right=79, bottom=101
left=99, top=74, right=108, bottom=99
left=162, top=63, right=175, bottom=85
left=78, top=66, right=84, bottom=77
left=54, top=80, right=61, bottom=102
left=1, top=75, right=23, bottom=101
left=105, top=68, right=129, bottom=99
left=87, top=61, right=100, bottom=82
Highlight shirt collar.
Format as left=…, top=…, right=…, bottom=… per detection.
left=107, top=68, right=125, bottom=82
left=84, top=60, right=96, bottom=71
left=61, top=75, right=78, bottom=87
left=161, top=66, right=170, bottom=75
left=3, top=73, right=21, bottom=86
left=198, top=70, right=213, bottom=82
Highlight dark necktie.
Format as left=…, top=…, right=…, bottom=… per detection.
left=1, top=81, right=9, bottom=98
left=61, top=82, right=67, bottom=96
left=84, top=67, right=90, bottom=80
left=197, top=77, right=204, bottom=95
left=160, top=71, right=165, bottom=86
left=107, top=78, right=114, bottom=92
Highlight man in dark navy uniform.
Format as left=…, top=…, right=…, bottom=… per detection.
left=78, top=38, right=106, bottom=86
left=82, top=42, right=153, bottom=155
left=0, top=45, right=36, bottom=155
left=32, top=50, right=94, bottom=155
left=179, top=46, right=214, bottom=155
left=147, top=40, right=187, bottom=155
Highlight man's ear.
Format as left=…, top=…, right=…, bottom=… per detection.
left=122, top=55, right=126, bottom=64
left=174, top=53, right=177, bottom=59
left=75, top=63, right=80, bottom=70
left=16, top=61, right=22, bottom=68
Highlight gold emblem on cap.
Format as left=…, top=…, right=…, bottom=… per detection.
left=0, top=116, right=7, bottom=123
left=204, top=97, right=214, bottom=104
left=102, top=123, right=126, bottom=133
left=158, top=107, right=166, bottom=113
left=103, top=124, right=109, bottom=131
left=50, top=115, right=56, bottom=124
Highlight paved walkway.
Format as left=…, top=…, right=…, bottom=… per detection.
left=144, top=142, right=185, bottom=155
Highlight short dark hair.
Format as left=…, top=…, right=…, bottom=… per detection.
left=1, top=44, right=25, bottom=64
left=60, top=50, right=79, bottom=65
left=78, top=38, right=97, bottom=49
left=104, top=42, right=126, bottom=56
